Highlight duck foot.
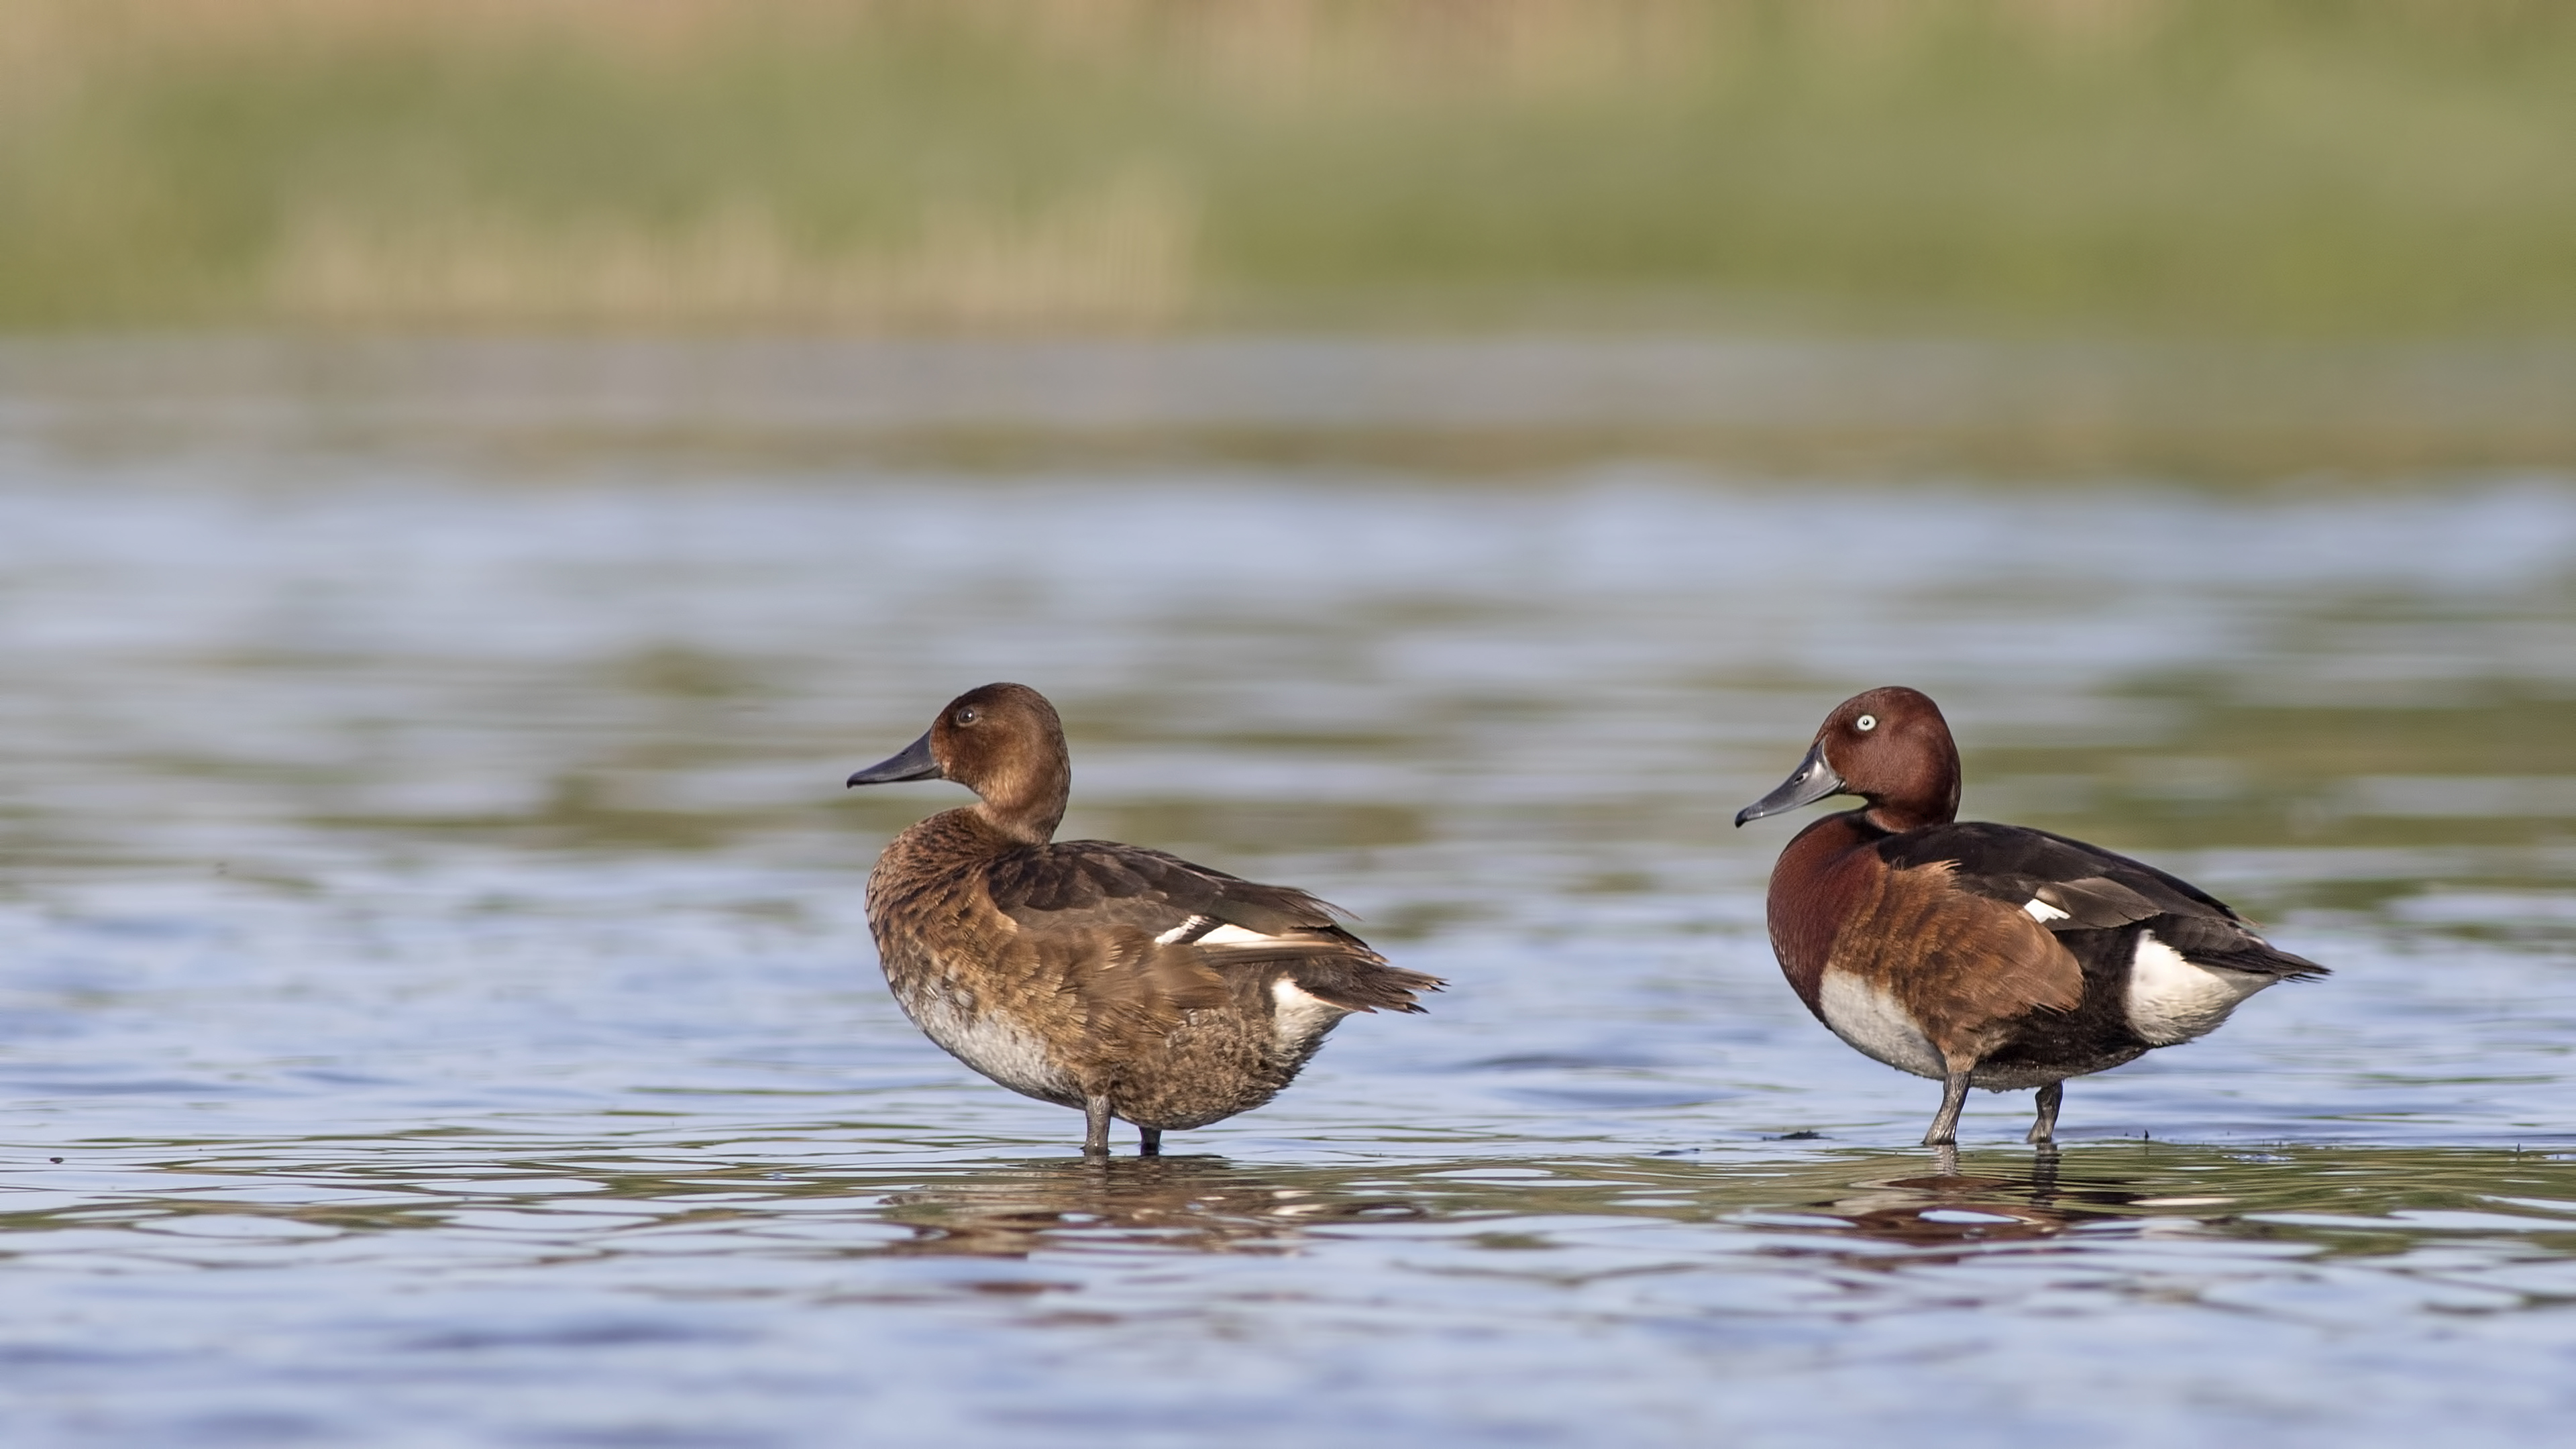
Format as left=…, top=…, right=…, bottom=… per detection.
left=2025, top=1081, right=2063, bottom=1145
left=1923, top=1071, right=1971, bottom=1146
left=1082, top=1097, right=1113, bottom=1157
left=1138, top=1127, right=1162, bottom=1157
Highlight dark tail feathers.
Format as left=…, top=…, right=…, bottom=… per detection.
left=2163, top=916, right=2330, bottom=981
left=1287, top=958, right=1446, bottom=1014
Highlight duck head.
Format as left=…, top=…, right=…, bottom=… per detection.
left=847, top=682, right=1071, bottom=845
left=1734, top=686, right=1962, bottom=835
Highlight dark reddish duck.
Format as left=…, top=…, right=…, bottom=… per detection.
left=1735, top=686, right=2326, bottom=1146
left=847, top=683, right=1441, bottom=1157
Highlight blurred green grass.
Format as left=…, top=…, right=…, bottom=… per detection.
left=3, top=0, right=2573, bottom=335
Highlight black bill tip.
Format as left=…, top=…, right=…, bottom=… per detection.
left=846, top=730, right=941, bottom=788
left=1735, top=740, right=1846, bottom=826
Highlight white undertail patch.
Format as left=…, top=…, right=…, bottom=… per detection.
left=2123, top=930, right=2274, bottom=1046
left=1816, top=971, right=1946, bottom=1080
left=2023, top=898, right=2072, bottom=923
left=1269, top=978, right=1349, bottom=1053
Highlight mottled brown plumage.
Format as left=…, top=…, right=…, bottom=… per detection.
left=1739, top=686, right=2326, bottom=1146
left=849, top=683, right=1442, bottom=1156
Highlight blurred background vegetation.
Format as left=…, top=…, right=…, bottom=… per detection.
left=4, top=0, right=2572, bottom=337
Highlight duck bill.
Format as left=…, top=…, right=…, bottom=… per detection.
left=1735, top=741, right=1847, bottom=826
left=846, top=731, right=942, bottom=788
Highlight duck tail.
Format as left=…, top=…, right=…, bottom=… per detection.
left=2223, top=943, right=2331, bottom=981
left=2164, top=916, right=2330, bottom=980
left=1287, top=957, right=1446, bottom=1014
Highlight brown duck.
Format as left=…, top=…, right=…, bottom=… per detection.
left=847, top=683, right=1442, bottom=1156
left=1737, top=686, right=2327, bottom=1146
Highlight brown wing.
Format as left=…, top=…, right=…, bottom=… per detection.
left=985, top=841, right=1347, bottom=937
left=982, top=841, right=1438, bottom=1028
left=1832, top=859, right=2084, bottom=1061
left=1883, top=822, right=2328, bottom=981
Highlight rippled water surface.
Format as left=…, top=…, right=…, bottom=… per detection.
left=5, top=343, right=2575, bottom=1446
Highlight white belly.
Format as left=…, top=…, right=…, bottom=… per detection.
left=903, top=991, right=1079, bottom=1103
left=2124, top=930, right=2275, bottom=1046
left=1817, top=971, right=1946, bottom=1080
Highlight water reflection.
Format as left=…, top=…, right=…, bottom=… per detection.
left=17, top=1138, right=2571, bottom=1268
left=877, top=1156, right=1428, bottom=1260
left=7, top=1126, right=2576, bottom=1442
left=1805, top=1152, right=2110, bottom=1248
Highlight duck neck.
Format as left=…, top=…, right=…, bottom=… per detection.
left=971, top=759, right=1069, bottom=847
left=1860, top=795, right=1953, bottom=835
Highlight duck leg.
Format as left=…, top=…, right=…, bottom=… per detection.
left=1923, top=1071, right=1973, bottom=1146
left=1082, top=1096, right=1114, bottom=1157
left=1138, top=1127, right=1163, bottom=1157
left=2026, top=1081, right=2064, bottom=1145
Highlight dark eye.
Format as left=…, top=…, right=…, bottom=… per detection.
left=955, top=706, right=979, bottom=726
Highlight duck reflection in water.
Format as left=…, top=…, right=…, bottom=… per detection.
left=1807, top=1148, right=2110, bottom=1251
left=876, top=1155, right=1427, bottom=1259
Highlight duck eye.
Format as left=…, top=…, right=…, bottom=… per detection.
left=955, top=706, right=979, bottom=726
left=1855, top=714, right=1878, bottom=733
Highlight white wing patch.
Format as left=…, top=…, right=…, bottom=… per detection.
left=1816, top=971, right=1946, bottom=1081
left=1269, top=977, right=1349, bottom=1053
left=1193, top=923, right=1283, bottom=948
left=2124, top=930, right=2275, bottom=1046
left=2023, top=898, right=2072, bottom=923
left=1154, top=914, right=1216, bottom=946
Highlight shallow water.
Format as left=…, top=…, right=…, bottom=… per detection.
left=3, top=343, right=2575, bottom=1446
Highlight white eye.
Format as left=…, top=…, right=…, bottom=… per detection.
left=1855, top=714, right=1878, bottom=733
